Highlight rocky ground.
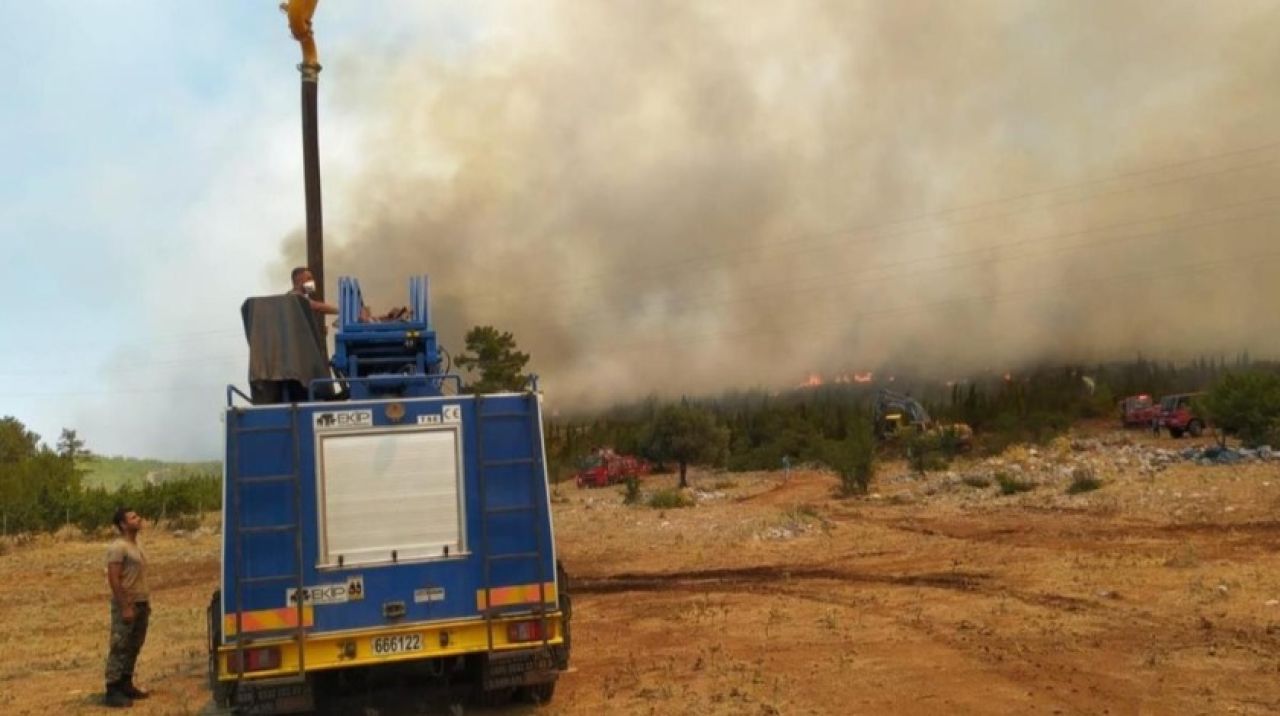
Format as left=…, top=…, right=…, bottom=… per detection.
left=3, top=423, right=1280, bottom=715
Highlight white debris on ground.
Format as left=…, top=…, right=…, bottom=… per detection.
left=880, top=431, right=1278, bottom=507
left=560, top=434, right=1276, bottom=542
left=753, top=519, right=820, bottom=542
left=694, top=489, right=729, bottom=503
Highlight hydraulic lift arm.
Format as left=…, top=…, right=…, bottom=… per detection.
left=282, top=0, right=326, bottom=302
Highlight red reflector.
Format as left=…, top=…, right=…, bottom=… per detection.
left=507, top=619, right=555, bottom=643
left=227, top=646, right=283, bottom=673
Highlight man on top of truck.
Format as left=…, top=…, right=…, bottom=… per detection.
left=289, top=266, right=338, bottom=317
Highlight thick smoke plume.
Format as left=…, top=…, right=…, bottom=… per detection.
left=285, top=0, right=1280, bottom=409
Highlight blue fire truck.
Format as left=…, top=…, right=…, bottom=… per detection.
left=207, top=276, right=570, bottom=713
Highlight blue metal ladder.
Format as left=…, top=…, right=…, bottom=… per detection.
left=474, top=393, right=553, bottom=653
left=226, top=404, right=308, bottom=682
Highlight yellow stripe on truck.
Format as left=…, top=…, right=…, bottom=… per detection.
left=476, top=582, right=557, bottom=611
left=215, top=612, right=565, bottom=681
left=224, top=606, right=314, bottom=636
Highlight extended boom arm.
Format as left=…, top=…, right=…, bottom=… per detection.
left=283, top=0, right=326, bottom=301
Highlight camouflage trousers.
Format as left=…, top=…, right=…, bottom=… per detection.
left=104, top=601, right=150, bottom=684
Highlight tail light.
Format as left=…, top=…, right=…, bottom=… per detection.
left=507, top=619, right=555, bottom=643
left=227, top=646, right=283, bottom=673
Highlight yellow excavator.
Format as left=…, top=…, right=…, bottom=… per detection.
left=873, top=389, right=973, bottom=448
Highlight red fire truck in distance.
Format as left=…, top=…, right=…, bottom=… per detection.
left=574, top=449, right=652, bottom=488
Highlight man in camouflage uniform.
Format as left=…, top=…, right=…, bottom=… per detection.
left=104, top=506, right=151, bottom=707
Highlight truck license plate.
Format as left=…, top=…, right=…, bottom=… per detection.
left=372, top=634, right=422, bottom=656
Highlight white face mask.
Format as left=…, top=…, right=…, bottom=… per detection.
left=302, top=279, right=316, bottom=295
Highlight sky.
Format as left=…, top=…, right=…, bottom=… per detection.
left=3, top=1, right=1279, bottom=460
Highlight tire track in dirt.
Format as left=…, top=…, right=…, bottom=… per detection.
left=574, top=565, right=988, bottom=595
left=722, top=574, right=1202, bottom=714
left=572, top=564, right=1100, bottom=615
left=573, top=565, right=1131, bottom=713
left=861, top=513, right=1280, bottom=560
left=577, top=564, right=1280, bottom=716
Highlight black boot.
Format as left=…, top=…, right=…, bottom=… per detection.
left=103, top=682, right=133, bottom=708
left=121, top=677, right=149, bottom=700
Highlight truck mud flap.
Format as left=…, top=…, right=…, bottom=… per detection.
left=482, top=647, right=558, bottom=689
left=232, top=677, right=314, bottom=715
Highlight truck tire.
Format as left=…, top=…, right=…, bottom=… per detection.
left=1169, top=427, right=1185, bottom=438
left=524, top=679, right=557, bottom=704
left=207, top=590, right=236, bottom=708
left=518, top=562, right=571, bottom=704
left=475, top=685, right=515, bottom=707
left=555, top=561, right=571, bottom=668
left=1188, top=420, right=1204, bottom=437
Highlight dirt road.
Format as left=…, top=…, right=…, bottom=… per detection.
left=4, top=428, right=1279, bottom=715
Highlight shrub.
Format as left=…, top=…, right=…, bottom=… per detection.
left=823, top=417, right=876, bottom=496
left=1202, top=370, right=1280, bottom=447
left=647, top=488, right=693, bottom=509
left=995, top=472, right=1034, bottom=496
left=771, top=505, right=827, bottom=536
left=977, top=411, right=1072, bottom=456
left=1066, top=467, right=1103, bottom=494
left=166, top=514, right=203, bottom=532
left=961, top=475, right=991, bottom=489
left=934, top=427, right=968, bottom=457
left=906, top=434, right=950, bottom=474
left=621, top=475, right=642, bottom=505
left=71, top=474, right=221, bottom=534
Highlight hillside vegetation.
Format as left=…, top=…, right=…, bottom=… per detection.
left=82, top=456, right=221, bottom=490
left=4, top=356, right=1276, bottom=538
left=547, top=357, right=1280, bottom=484
left=0, top=421, right=220, bottom=536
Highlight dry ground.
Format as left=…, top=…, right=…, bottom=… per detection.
left=3, top=426, right=1280, bottom=715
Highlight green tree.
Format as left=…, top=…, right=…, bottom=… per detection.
left=0, top=417, right=83, bottom=532
left=56, top=428, right=91, bottom=461
left=1202, top=370, right=1280, bottom=447
left=0, top=416, right=39, bottom=465
left=822, top=414, right=876, bottom=496
left=645, top=401, right=729, bottom=489
left=455, top=325, right=531, bottom=393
